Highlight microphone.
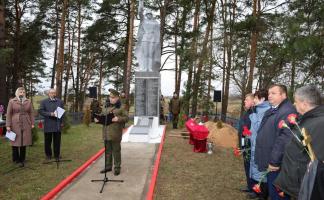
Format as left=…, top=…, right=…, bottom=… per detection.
left=105, top=99, right=111, bottom=108
left=19, top=95, right=23, bottom=102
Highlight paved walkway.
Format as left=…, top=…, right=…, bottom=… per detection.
left=55, top=142, right=158, bottom=200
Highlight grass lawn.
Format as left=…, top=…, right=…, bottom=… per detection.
left=0, top=124, right=103, bottom=200
left=154, top=125, right=249, bottom=200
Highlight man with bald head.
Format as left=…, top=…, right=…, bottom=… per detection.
left=39, top=88, right=64, bottom=161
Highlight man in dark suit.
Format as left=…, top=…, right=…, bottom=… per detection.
left=255, top=84, right=297, bottom=200
left=39, top=88, right=64, bottom=161
left=238, top=93, right=255, bottom=195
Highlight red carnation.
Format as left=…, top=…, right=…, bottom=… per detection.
left=38, top=121, right=43, bottom=129
left=287, top=113, right=298, bottom=125
left=242, top=126, right=252, bottom=136
left=278, top=120, right=288, bottom=129
left=252, top=184, right=262, bottom=193
left=182, top=114, right=188, bottom=120
left=233, top=147, right=241, bottom=157
left=276, top=187, right=285, bottom=197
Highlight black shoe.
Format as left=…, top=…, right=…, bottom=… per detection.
left=240, top=188, right=251, bottom=193
left=43, top=156, right=52, bottom=163
left=13, top=159, right=20, bottom=164
left=100, top=168, right=112, bottom=173
left=114, top=170, right=120, bottom=176
left=246, top=192, right=258, bottom=199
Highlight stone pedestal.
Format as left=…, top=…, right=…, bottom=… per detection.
left=127, top=72, right=162, bottom=143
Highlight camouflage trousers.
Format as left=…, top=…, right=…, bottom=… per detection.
left=104, top=140, right=121, bottom=170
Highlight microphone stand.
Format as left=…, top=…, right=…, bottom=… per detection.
left=43, top=99, right=71, bottom=169
left=91, top=102, right=123, bottom=193
left=4, top=97, right=34, bottom=174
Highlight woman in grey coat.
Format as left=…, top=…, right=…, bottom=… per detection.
left=6, top=87, right=35, bottom=165
left=249, top=89, right=270, bottom=198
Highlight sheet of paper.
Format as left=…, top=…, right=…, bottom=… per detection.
left=55, top=106, right=65, bottom=119
left=6, top=131, right=16, bottom=141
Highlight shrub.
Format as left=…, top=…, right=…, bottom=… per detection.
left=83, top=108, right=91, bottom=127
left=31, top=127, right=39, bottom=145
left=178, top=111, right=186, bottom=128
left=216, top=121, right=223, bottom=129
left=62, top=113, right=71, bottom=134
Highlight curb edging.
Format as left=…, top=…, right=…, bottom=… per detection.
left=146, top=126, right=167, bottom=200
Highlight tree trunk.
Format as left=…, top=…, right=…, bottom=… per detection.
left=75, top=0, right=82, bottom=111
left=184, top=0, right=200, bottom=115
left=246, top=0, right=259, bottom=93
left=159, top=0, right=171, bottom=52
left=98, top=53, right=104, bottom=103
left=289, top=60, right=296, bottom=100
left=207, top=23, right=213, bottom=99
left=174, top=9, right=179, bottom=94
left=63, top=14, right=75, bottom=104
left=176, top=6, right=189, bottom=95
left=12, top=0, right=22, bottom=91
left=79, top=52, right=96, bottom=111
left=0, top=0, right=8, bottom=107
left=220, top=0, right=228, bottom=121
left=51, top=0, right=59, bottom=88
left=123, top=0, right=135, bottom=106
left=55, top=0, right=68, bottom=99
left=191, top=0, right=216, bottom=116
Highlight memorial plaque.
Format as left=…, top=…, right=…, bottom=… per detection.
left=135, top=72, right=160, bottom=117
left=135, top=78, right=146, bottom=116
left=146, top=79, right=159, bottom=116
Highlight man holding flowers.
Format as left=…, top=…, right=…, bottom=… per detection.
left=255, top=84, right=297, bottom=200
left=274, top=85, right=324, bottom=200
left=237, top=93, right=255, bottom=193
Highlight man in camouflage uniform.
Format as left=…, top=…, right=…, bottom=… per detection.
left=95, top=89, right=128, bottom=176
left=169, top=92, right=181, bottom=129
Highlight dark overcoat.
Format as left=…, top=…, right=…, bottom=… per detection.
left=6, top=97, right=35, bottom=146
left=274, top=105, right=324, bottom=198
left=39, top=98, right=64, bottom=133
left=255, top=99, right=297, bottom=171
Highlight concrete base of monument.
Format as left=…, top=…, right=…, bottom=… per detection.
left=122, top=117, right=164, bottom=143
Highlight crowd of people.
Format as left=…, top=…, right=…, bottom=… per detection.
left=238, top=84, right=324, bottom=200
left=3, top=84, right=323, bottom=198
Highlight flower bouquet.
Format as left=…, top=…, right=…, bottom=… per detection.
left=278, top=113, right=316, bottom=161
left=242, top=125, right=252, bottom=137
left=233, top=147, right=250, bottom=160
left=252, top=170, right=269, bottom=194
